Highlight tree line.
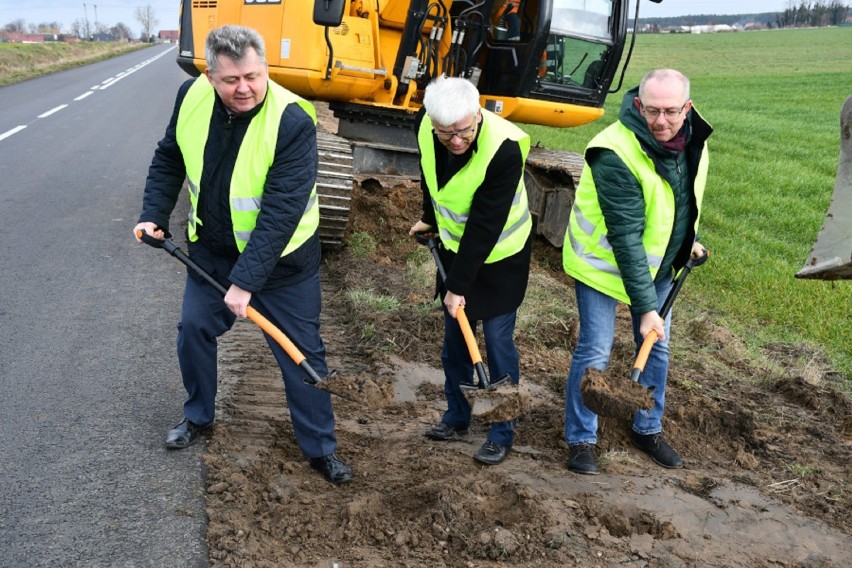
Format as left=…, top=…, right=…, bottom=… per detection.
left=1, top=5, right=160, bottom=42
left=640, top=1, right=848, bottom=29
left=777, top=0, right=849, bottom=27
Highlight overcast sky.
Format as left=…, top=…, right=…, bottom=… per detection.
left=0, top=1, right=794, bottom=35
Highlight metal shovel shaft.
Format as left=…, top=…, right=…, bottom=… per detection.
left=631, top=250, right=708, bottom=380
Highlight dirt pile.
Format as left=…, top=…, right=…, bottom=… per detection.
left=199, top=125, right=851, bottom=566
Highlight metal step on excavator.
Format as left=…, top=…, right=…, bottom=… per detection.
left=796, top=95, right=852, bottom=280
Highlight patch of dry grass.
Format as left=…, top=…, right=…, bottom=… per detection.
left=0, top=42, right=149, bottom=87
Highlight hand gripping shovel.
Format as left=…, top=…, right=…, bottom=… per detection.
left=416, top=233, right=531, bottom=422
left=136, top=230, right=392, bottom=409
left=580, top=249, right=709, bottom=419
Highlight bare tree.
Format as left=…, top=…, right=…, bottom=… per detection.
left=35, top=22, right=62, bottom=34
left=69, top=19, right=86, bottom=38
left=3, top=19, right=27, bottom=33
left=135, top=5, right=159, bottom=43
left=112, top=22, right=132, bottom=42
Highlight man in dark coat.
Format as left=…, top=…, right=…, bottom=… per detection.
left=409, top=76, right=532, bottom=465
left=133, top=25, right=352, bottom=484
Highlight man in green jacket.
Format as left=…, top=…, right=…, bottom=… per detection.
left=563, top=69, right=711, bottom=475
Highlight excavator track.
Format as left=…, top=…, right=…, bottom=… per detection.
left=316, top=130, right=355, bottom=249
left=525, top=146, right=586, bottom=247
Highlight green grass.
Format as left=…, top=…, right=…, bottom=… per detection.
left=522, top=28, right=852, bottom=380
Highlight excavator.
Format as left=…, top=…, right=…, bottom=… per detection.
left=175, top=0, right=664, bottom=248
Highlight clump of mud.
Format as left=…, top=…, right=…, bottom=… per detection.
left=469, top=383, right=534, bottom=422
left=314, top=371, right=394, bottom=409
left=580, top=368, right=654, bottom=419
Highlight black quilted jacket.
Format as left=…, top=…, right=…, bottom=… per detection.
left=138, top=78, right=321, bottom=292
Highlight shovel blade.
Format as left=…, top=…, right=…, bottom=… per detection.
left=580, top=368, right=654, bottom=420
left=468, top=383, right=533, bottom=422
left=311, top=371, right=394, bottom=409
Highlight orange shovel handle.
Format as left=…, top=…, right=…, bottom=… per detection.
left=456, top=306, right=483, bottom=365
left=630, top=330, right=658, bottom=383
left=246, top=306, right=306, bottom=365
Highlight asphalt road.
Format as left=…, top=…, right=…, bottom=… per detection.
left=0, top=45, right=209, bottom=567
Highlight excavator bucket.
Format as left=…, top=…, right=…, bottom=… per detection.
left=796, top=95, right=852, bottom=280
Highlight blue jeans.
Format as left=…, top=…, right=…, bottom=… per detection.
left=564, top=278, right=673, bottom=445
left=440, top=309, right=519, bottom=447
left=176, top=250, right=337, bottom=459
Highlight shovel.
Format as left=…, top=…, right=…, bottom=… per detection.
left=136, top=230, right=393, bottom=409
left=580, top=249, right=709, bottom=419
left=415, top=233, right=531, bottom=422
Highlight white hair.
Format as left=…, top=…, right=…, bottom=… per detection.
left=423, top=76, right=481, bottom=126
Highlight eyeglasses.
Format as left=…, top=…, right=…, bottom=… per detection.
left=433, top=124, right=477, bottom=141
left=640, top=103, right=687, bottom=120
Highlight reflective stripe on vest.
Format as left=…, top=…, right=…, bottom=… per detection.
left=418, top=109, right=531, bottom=263
left=563, top=120, right=708, bottom=304
left=176, top=77, right=319, bottom=256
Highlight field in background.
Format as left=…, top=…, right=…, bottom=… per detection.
left=522, top=27, right=852, bottom=380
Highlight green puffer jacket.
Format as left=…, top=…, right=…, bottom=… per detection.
left=587, top=86, right=712, bottom=314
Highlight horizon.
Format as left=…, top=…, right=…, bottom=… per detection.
left=0, top=1, right=797, bottom=36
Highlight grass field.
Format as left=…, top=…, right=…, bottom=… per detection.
left=522, top=27, right=852, bottom=380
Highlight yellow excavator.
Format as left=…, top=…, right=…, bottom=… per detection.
left=175, top=0, right=663, bottom=247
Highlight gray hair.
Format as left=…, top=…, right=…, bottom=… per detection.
left=205, top=25, right=266, bottom=73
left=638, top=69, right=690, bottom=103
left=423, top=76, right=481, bottom=126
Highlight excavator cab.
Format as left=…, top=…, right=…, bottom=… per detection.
left=479, top=0, right=627, bottom=110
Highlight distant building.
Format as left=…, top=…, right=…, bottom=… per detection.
left=158, top=30, right=179, bottom=43
left=0, top=32, right=47, bottom=43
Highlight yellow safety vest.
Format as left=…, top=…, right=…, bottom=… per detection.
left=176, top=77, right=319, bottom=256
left=563, top=120, right=708, bottom=303
left=418, top=109, right=531, bottom=263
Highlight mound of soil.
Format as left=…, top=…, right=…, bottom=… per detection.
left=199, top=105, right=851, bottom=567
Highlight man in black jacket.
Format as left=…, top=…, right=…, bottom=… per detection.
left=409, top=76, right=532, bottom=466
left=133, top=25, right=352, bottom=484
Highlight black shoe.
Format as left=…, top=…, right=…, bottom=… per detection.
left=425, top=421, right=469, bottom=441
left=473, top=440, right=510, bottom=465
left=566, top=443, right=599, bottom=475
left=164, top=417, right=210, bottom=449
left=632, top=431, right=683, bottom=469
left=309, top=453, right=354, bottom=485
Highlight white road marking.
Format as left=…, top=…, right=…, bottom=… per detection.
left=38, top=105, right=68, bottom=118
left=74, top=91, right=94, bottom=101
left=0, top=126, right=27, bottom=141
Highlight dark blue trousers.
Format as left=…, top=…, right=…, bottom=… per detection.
left=176, top=255, right=337, bottom=459
left=440, top=309, right=519, bottom=447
